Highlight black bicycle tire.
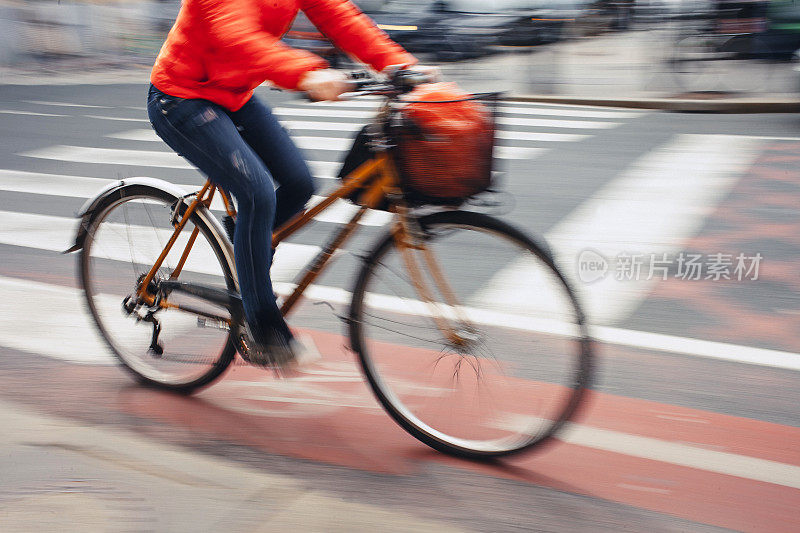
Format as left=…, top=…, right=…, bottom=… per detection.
left=348, top=210, right=593, bottom=459
left=79, top=184, right=237, bottom=393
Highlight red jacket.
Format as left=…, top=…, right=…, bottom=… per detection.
left=151, top=0, right=416, bottom=111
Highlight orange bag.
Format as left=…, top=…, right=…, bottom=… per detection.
left=394, top=83, right=495, bottom=203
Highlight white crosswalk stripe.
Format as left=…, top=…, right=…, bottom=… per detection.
left=109, top=127, right=589, bottom=144
left=280, top=120, right=363, bottom=132
left=8, top=99, right=800, bottom=373
left=474, top=134, right=765, bottom=325
left=8, top=97, right=639, bottom=246
left=495, top=116, right=620, bottom=129
left=21, top=145, right=191, bottom=168
left=275, top=106, right=620, bottom=129
left=0, top=210, right=327, bottom=283
left=274, top=107, right=376, bottom=119
left=0, top=170, right=392, bottom=227
left=0, top=109, right=66, bottom=117
left=18, top=145, right=343, bottom=179
left=7, top=98, right=640, bottom=272
left=499, top=105, right=643, bottom=119
left=98, top=132, right=548, bottom=161
left=23, top=100, right=110, bottom=109
left=85, top=115, right=149, bottom=123
left=0, top=98, right=638, bottom=345
left=6, top=98, right=800, bottom=389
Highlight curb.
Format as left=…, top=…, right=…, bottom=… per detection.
left=506, top=94, right=800, bottom=113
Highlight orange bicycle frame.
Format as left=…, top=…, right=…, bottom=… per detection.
left=136, top=151, right=469, bottom=340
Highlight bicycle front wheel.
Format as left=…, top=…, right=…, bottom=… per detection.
left=349, top=211, right=592, bottom=458
left=79, top=184, right=237, bottom=393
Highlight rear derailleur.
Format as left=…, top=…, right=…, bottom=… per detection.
left=121, top=274, right=167, bottom=357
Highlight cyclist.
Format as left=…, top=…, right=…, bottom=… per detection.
left=147, top=0, right=435, bottom=367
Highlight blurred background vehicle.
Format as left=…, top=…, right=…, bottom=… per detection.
left=764, top=0, right=800, bottom=58
left=283, top=0, right=586, bottom=63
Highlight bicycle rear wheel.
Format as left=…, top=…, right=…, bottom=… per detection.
left=79, top=184, right=237, bottom=392
left=349, top=210, right=592, bottom=458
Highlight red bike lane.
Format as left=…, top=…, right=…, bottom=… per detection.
left=5, top=325, right=796, bottom=532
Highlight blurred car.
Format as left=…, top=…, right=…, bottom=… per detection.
left=440, top=0, right=584, bottom=46
left=765, top=0, right=800, bottom=59
left=283, top=0, right=582, bottom=63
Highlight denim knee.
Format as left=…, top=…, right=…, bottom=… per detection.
left=249, top=182, right=276, bottom=212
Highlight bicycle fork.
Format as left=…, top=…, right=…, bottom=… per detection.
left=393, top=205, right=477, bottom=347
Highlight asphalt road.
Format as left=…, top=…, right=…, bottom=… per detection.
left=1, top=82, right=799, bottom=531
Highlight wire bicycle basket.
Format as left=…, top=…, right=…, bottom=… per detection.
left=389, top=86, right=502, bottom=206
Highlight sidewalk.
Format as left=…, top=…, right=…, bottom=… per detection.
left=437, top=29, right=800, bottom=112
left=0, top=399, right=464, bottom=532
left=1, top=28, right=799, bottom=112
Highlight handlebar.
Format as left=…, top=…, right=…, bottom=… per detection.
left=344, top=68, right=437, bottom=96
left=294, top=68, right=437, bottom=102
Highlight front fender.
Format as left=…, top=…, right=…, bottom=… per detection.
left=65, top=177, right=191, bottom=254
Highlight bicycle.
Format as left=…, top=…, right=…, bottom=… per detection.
left=67, top=71, right=593, bottom=459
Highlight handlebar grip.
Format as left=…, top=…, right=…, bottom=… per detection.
left=390, top=68, right=434, bottom=89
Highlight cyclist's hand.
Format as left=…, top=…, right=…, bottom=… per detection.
left=382, top=64, right=442, bottom=84
left=298, top=69, right=351, bottom=101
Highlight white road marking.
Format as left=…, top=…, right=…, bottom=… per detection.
left=474, top=134, right=764, bottom=325
left=276, top=107, right=620, bottom=130
left=496, top=131, right=589, bottom=142
left=0, top=275, right=115, bottom=364
left=494, top=146, right=546, bottom=160
left=497, top=116, right=620, bottom=129
left=0, top=232, right=799, bottom=373
left=106, top=129, right=354, bottom=152
left=500, top=106, right=643, bottom=119
left=293, top=136, right=350, bottom=151
left=20, top=145, right=192, bottom=168
left=106, top=129, right=161, bottom=142
left=557, top=422, right=800, bottom=490
left=290, top=99, right=382, bottom=109
left=278, top=120, right=363, bottom=132
left=500, top=100, right=648, bottom=112
left=307, top=160, right=340, bottom=179
left=20, top=142, right=541, bottom=167
left=23, top=100, right=109, bottom=109
left=3, top=274, right=800, bottom=489
left=0, top=275, right=227, bottom=366
left=17, top=145, right=342, bottom=179
left=275, top=108, right=375, bottom=119
left=0, top=110, right=66, bottom=117
left=306, top=195, right=393, bottom=227
left=110, top=127, right=587, bottom=144
left=0, top=170, right=390, bottom=227
left=0, top=210, right=323, bottom=282
left=616, top=484, right=672, bottom=495
left=726, top=135, right=800, bottom=141
left=85, top=115, right=149, bottom=123
left=267, top=281, right=800, bottom=372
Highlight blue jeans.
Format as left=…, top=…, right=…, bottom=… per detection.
left=147, top=85, right=315, bottom=344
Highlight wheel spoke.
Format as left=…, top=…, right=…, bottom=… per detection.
left=351, top=211, right=592, bottom=458
left=80, top=187, right=235, bottom=392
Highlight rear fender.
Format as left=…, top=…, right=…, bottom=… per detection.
left=65, top=177, right=191, bottom=254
